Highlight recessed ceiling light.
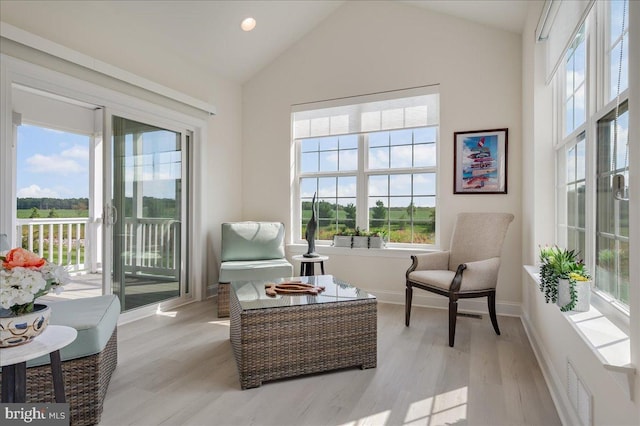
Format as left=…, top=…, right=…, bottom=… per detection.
left=241, top=17, right=256, bottom=32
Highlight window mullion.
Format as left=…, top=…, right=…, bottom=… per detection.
left=356, top=133, right=368, bottom=231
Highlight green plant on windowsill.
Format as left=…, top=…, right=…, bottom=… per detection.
left=539, top=245, right=591, bottom=312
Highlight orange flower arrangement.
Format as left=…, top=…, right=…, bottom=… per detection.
left=1, top=247, right=70, bottom=315
left=2, top=247, right=46, bottom=270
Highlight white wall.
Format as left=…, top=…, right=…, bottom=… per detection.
left=521, top=2, right=640, bottom=424
left=243, top=0, right=523, bottom=312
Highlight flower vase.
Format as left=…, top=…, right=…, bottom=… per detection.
left=557, top=279, right=592, bottom=312
left=0, top=304, right=51, bottom=347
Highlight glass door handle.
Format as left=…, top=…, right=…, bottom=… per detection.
left=104, top=204, right=118, bottom=225
left=111, top=205, right=118, bottom=225
left=613, top=174, right=629, bottom=201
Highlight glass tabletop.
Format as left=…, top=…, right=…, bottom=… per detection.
left=230, top=275, right=375, bottom=311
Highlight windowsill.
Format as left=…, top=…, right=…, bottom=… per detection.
left=523, top=265, right=635, bottom=400
left=287, top=243, right=436, bottom=259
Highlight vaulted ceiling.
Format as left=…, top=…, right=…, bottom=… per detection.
left=0, top=1, right=530, bottom=84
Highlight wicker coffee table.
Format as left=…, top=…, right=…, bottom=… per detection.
left=229, top=275, right=377, bottom=389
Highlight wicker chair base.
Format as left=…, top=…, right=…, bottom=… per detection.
left=0, top=328, right=118, bottom=426
left=230, top=290, right=377, bottom=389
left=218, top=282, right=230, bottom=317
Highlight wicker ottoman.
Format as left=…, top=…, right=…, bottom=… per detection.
left=230, top=275, right=377, bottom=389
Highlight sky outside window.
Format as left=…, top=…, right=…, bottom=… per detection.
left=17, top=124, right=89, bottom=199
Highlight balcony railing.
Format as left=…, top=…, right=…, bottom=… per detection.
left=16, top=218, right=92, bottom=272
left=16, top=217, right=179, bottom=278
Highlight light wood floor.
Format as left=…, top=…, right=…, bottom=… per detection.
left=99, top=299, right=560, bottom=426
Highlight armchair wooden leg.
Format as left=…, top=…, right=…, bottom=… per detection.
left=405, top=284, right=413, bottom=326
left=449, top=299, right=458, bottom=347
left=488, top=291, right=501, bottom=335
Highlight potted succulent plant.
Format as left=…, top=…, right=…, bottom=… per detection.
left=538, top=245, right=591, bottom=312
left=332, top=227, right=387, bottom=249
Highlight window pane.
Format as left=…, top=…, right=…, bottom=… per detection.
left=576, top=140, right=585, bottom=180
left=620, top=184, right=629, bottom=238
left=414, top=173, right=436, bottom=195
left=337, top=176, right=356, bottom=197
left=565, top=98, right=574, bottom=135
left=390, top=128, right=412, bottom=146
left=619, top=240, right=630, bottom=305
left=566, top=56, right=575, bottom=98
left=614, top=111, right=629, bottom=170
left=577, top=181, right=585, bottom=228
left=414, top=127, right=436, bottom=143
left=574, top=39, right=586, bottom=87
left=301, top=152, right=318, bottom=173
left=574, top=85, right=585, bottom=127
left=369, top=198, right=388, bottom=231
left=339, top=148, right=357, bottom=171
left=390, top=145, right=412, bottom=168
left=414, top=143, right=436, bottom=167
left=339, top=134, right=358, bottom=149
left=609, top=38, right=629, bottom=101
left=319, top=151, right=337, bottom=171
left=597, top=176, right=615, bottom=234
left=389, top=174, right=411, bottom=195
left=567, top=146, right=576, bottom=181
left=567, top=184, right=576, bottom=226
left=369, top=175, right=388, bottom=196
left=369, top=146, right=389, bottom=169
left=369, top=131, right=389, bottom=147
left=596, top=236, right=616, bottom=296
left=337, top=198, right=356, bottom=231
left=320, top=136, right=338, bottom=150
left=318, top=177, right=335, bottom=197
left=301, top=138, right=319, bottom=152
left=300, top=178, right=317, bottom=197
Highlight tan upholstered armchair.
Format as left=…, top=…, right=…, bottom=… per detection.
left=405, top=212, right=514, bottom=347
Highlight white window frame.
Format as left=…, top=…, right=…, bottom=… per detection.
left=553, top=1, right=631, bottom=327
left=292, top=92, right=439, bottom=249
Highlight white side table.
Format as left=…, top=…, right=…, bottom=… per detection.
left=292, top=254, right=329, bottom=276
left=1, top=325, right=77, bottom=403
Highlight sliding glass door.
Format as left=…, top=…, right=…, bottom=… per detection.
left=110, top=116, right=188, bottom=311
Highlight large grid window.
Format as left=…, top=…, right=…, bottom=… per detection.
left=294, top=90, right=439, bottom=246
left=554, top=0, right=630, bottom=311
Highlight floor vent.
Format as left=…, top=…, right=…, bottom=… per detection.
left=567, top=360, right=592, bottom=426
left=457, top=312, right=482, bottom=319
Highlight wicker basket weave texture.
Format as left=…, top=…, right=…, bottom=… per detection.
left=230, top=290, right=376, bottom=389
left=0, top=329, right=118, bottom=426
left=218, top=282, right=230, bottom=317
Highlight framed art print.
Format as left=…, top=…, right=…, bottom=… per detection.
left=454, top=128, right=508, bottom=194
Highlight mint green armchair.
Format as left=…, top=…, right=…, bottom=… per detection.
left=217, top=222, right=293, bottom=317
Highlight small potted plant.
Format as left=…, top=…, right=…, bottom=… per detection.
left=332, top=227, right=387, bottom=249
left=366, top=229, right=387, bottom=249
left=332, top=229, right=354, bottom=248
left=539, top=245, right=591, bottom=312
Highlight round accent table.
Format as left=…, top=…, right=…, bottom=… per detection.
left=292, top=254, right=329, bottom=276
left=1, top=325, right=77, bottom=403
